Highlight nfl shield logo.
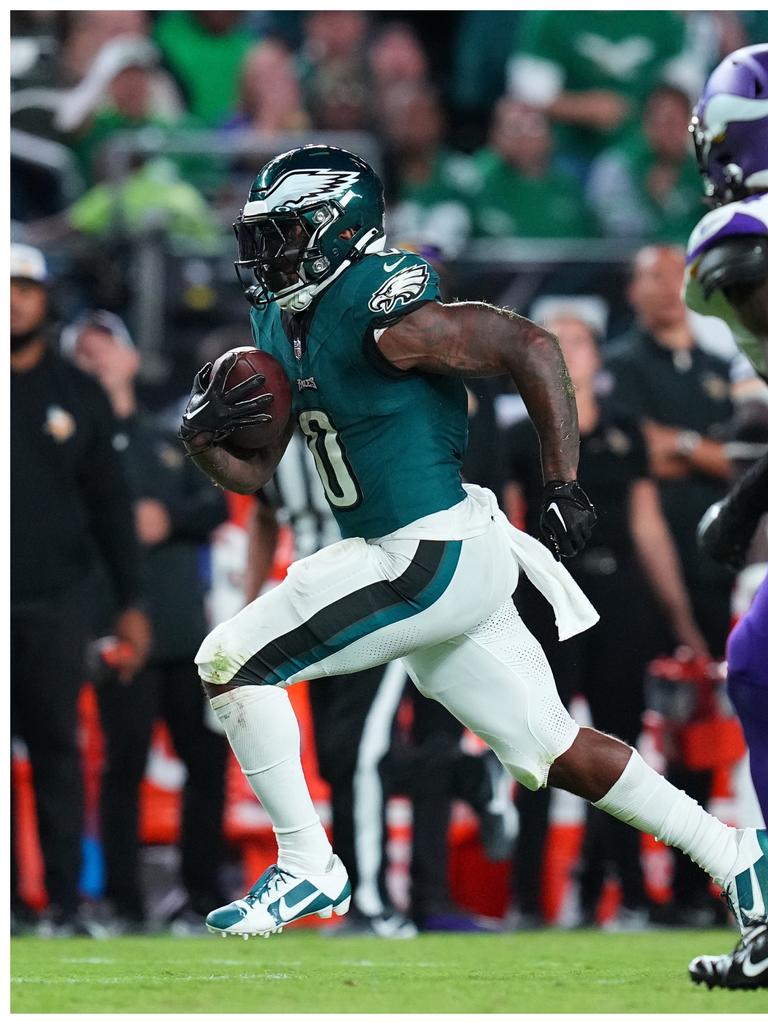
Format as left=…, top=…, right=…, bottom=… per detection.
left=293, top=337, right=302, bottom=360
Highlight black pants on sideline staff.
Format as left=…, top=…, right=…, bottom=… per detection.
left=11, top=583, right=90, bottom=917
left=311, top=663, right=493, bottom=925
left=512, top=566, right=654, bottom=920
left=96, top=659, right=229, bottom=921
left=309, top=664, right=404, bottom=919
left=384, top=686, right=492, bottom=925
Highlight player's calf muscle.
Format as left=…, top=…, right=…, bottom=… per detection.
left=548, top=727, right=632, bottom=801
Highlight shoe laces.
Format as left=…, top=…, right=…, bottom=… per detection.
left=245, top=866, right=289, bottom=907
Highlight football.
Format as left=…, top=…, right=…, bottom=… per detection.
left=214, top=346, right=292, bottom=453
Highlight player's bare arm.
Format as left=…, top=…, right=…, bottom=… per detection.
left=179, top=349, right=294, bottom=493
left=187, top=417, right=294, bottom=494
left=379, top=300, right=579, bottom=482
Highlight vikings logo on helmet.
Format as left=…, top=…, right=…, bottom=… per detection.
left=368, top=264, right=429, bottom=315
left=690, top=44, right=768, bottom=204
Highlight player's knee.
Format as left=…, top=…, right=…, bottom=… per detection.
left=196, top=621, right=284, bottom=689
left=195, top=620, right=241, bottom=686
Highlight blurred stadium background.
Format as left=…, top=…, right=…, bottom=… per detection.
left=10, top=9, right=768, bottom=947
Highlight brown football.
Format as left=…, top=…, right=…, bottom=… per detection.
left=214, top=346, right=292, bottom=453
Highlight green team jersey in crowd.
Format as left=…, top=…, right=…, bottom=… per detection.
left=250, top=250, right=468, bottom=540
left=513, top=11, right=687, bottom=162
left=470, top=150, right=595, bottom=239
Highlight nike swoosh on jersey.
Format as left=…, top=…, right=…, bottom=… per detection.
left=547, top=502, right=568, bottom=531
left=742, top=954, right=768, bottom=978
left=383, top=256, right=406, bottom=272
left=271, top=889, right=325, bottom=921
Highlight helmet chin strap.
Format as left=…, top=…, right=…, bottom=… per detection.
left=281, top=288, right=315, bottom=312
left=276, top=229, right=386, bottom=312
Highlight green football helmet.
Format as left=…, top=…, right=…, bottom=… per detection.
left=234, top=145, right=386, bottom=312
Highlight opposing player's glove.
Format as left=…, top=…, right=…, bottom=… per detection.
left=539, top=480, right=597, bottom=560
left=178, top=355, right=273, bottom=454
left=697, top=452, right=768, bottom=570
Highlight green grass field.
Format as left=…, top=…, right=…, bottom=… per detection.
left=10, top=929, right=768, bottom=1013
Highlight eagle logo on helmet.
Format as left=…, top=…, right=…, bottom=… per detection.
left=368, top=264, right=429, bottom=314
left=263, top=169, right=361, bottom=210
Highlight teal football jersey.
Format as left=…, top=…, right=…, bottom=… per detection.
left=249, top=250, right=468, bottom=539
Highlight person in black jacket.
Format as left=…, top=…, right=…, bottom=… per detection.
left=504, top=311, right=709, bottom=930
left=62, top=309, right=229, bottom=933
left=11, top=244, right=151, bottom=936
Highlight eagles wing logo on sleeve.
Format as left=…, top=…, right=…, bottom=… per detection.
left=368, top=264, right=430, bottom=314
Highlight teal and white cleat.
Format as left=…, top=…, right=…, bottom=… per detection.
left=206, top=856, right=351, bottom=939
left=722, top=829, right=768, bottom=934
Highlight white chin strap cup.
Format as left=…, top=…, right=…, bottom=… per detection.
left=274, top=229, right=387, bottom=312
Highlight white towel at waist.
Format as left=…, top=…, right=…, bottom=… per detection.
left=376, top=483, right=599, bottom=642
left=504, top=514, right=599, bottom=641
left=468, top=485, right=599, bottom=642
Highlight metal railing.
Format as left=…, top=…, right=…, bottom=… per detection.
left=97, top=128, right=383, bottom=183
left=10, top=127, right=85, bottom=205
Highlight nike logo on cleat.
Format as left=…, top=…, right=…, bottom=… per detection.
left=270, top=889, right=324, bottom=922
left=742, top=954, right=768, bottom=978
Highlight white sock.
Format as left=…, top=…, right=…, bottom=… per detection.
left=593, top=749, right=738, bottom=886
left=209, top=686, right=333, bottom=876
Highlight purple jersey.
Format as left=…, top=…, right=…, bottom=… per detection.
left=727, top=571, right=768, bottom=819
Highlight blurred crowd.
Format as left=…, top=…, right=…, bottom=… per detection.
left=11, top=11, right=768, bottom=249
left=10, top=10, right=768, bottom=939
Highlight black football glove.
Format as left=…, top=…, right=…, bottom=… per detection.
left=697, top=500, right=753, bottom=571
left=539, top=480, right=597, bottom=560
left=697, top=452, right=768, bottom=570
left=178, top=354, right=273, bottom=454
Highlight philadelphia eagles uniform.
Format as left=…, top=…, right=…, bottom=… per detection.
left=249, top=249, right=468, bottom=540
left=197, top=247, right=598, bottom=792
left=684, top=193, right=768, bottom=382
left=188, top=146, right=768, bottom=952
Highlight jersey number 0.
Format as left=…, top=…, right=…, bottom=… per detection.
left=298, top=410, right=362, bottom=510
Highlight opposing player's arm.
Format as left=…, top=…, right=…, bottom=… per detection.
left=696, top=235, right=768, bottom=357
left=187, top=417, right=295, bottom=494
left=378, top=300, right=578, bottom=481
left=725, top=276, right=768, bottom=348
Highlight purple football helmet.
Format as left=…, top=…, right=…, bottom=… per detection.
left=690, top=44, right=768, bottom=204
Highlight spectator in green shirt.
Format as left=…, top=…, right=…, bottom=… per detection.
left=470, top=99, right=595, bottom=240
left=153, top=11, right=259, bottom=127
left=507, top=11, right=693, bottom=170
left=70, top=39, right=190, bottom=186
left=379, top=84, right=479, bottom=258
left=587, top=85, right=704, bottom=245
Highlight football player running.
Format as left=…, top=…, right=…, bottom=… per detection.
left=179, top=145, right=768, bottom=953
left=683, top=44, right=768, bottom=990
